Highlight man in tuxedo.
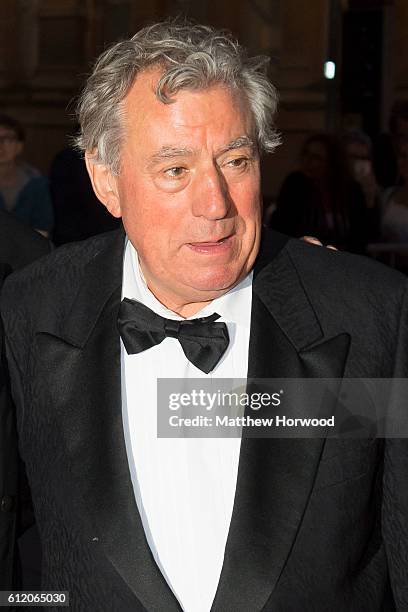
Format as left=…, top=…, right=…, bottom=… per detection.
left=1, top=21, right=408, bottom=611
left=0, top=261, right=16, bottom=590
left=0, top=212, right=50, bottom=589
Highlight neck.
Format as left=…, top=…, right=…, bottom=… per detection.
left=146, top=286, right=215, bottom=318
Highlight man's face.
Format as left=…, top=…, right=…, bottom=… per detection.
left=106, top=70, right=262, bottom=315
left=0, top=126, right=22, bottom=165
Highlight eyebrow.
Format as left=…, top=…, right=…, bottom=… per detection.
left=147, top=136, right=256, bottom=168
left=147, top=146, right=196, bottom=168
left=216, top=136, right=256, bottom=155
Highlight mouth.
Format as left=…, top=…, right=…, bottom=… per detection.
left=186, top=234, right=234, bottom=254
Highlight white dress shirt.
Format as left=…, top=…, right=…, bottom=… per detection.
left=121, top=238, right=252, bottom=612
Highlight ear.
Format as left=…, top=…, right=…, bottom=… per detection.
left=85, top=152, right=122, bottom=218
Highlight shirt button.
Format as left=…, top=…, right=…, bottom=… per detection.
left=1, top=496, right=15, bottom=512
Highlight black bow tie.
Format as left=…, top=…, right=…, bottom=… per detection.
left=117, top=298, right=230, bottom=374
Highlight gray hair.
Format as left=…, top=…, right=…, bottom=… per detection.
left=75, top=20, right=281, bottom=174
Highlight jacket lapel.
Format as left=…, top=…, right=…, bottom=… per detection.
left=35, top=229, right=181, bottom=611
left=212, top=242, right=350, bottom=612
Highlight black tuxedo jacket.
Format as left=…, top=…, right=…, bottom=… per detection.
left=1, top=228, right=408, bottom=611
left=0, top=210, right=51, bottom=271
left=0, top=263, right=17, bottom=590
left=0, top=211, right=51, bottom=591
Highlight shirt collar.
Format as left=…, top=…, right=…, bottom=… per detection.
left=122, top=237, right=252, bottom=329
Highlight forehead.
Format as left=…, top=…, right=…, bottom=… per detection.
left=121, top=68, right=253, bottom=153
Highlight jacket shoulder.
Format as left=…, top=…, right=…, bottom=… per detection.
left=285, top=237, right=407, bottom=300
left=281, top=238, right=408, bottom=344
left=0, top=210, right=51, bottom=268
left=0, top=230, right=121, bottom=314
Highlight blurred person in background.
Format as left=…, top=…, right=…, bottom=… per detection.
left=343, top=128, right=381, bottom=242
left=380, top=138, right=408, bottom=273
left=0, top=211, right=50, bottom=591
left=374, top=101, right=408, bottom=189
left=0, top=114, right=53, bottom=238
left=50, top=127, right=120, bottom=246
left=270, top=132, right=368, bottom=253
left=0, top=263, right=16, bottom=591
left=0, top=209, right=51, bottom=269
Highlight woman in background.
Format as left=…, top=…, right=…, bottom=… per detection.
left=271, top=133, right=368, bottom=253
left=380, top=138, right=408, bottom=272
left=381, top=138, right=408, bottom=242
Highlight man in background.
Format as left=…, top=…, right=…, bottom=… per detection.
left=0, top=116, right=53, bottom=237
left=0, top=209, right=51, bottom=268
left=50, top=132, right=120, bottom=246
left=374, top=100, right=408, bottom=189
left=0, top=211, right=49, bottom=589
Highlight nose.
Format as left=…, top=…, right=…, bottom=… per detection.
left=192, top=165, right=231, bottom=220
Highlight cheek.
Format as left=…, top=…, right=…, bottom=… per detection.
left=122, top=201, right=181, bottom=262
left=119, top=178, right=158, bottom=229
left=117, top=170, right=188, bottom=261
left=231, top=182, right=261, bottom=224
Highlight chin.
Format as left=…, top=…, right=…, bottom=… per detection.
left=183, top=267, right=244, bottom=294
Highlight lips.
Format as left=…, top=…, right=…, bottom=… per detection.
left=188, top=235, right=232, bottom=247
left=186, top=234, right=234, bottom=254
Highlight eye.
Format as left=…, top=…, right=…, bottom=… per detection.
left=226, top=157, right=250, bottom=169
left=164, top=166, right=187, bottom=178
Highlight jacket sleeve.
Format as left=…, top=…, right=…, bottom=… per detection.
left=0, top=265, right=18, bottom=589
left=0, top=267, right=36, bottom=589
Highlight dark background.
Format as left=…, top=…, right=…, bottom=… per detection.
left=0, top=0, right=401, bottom=199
